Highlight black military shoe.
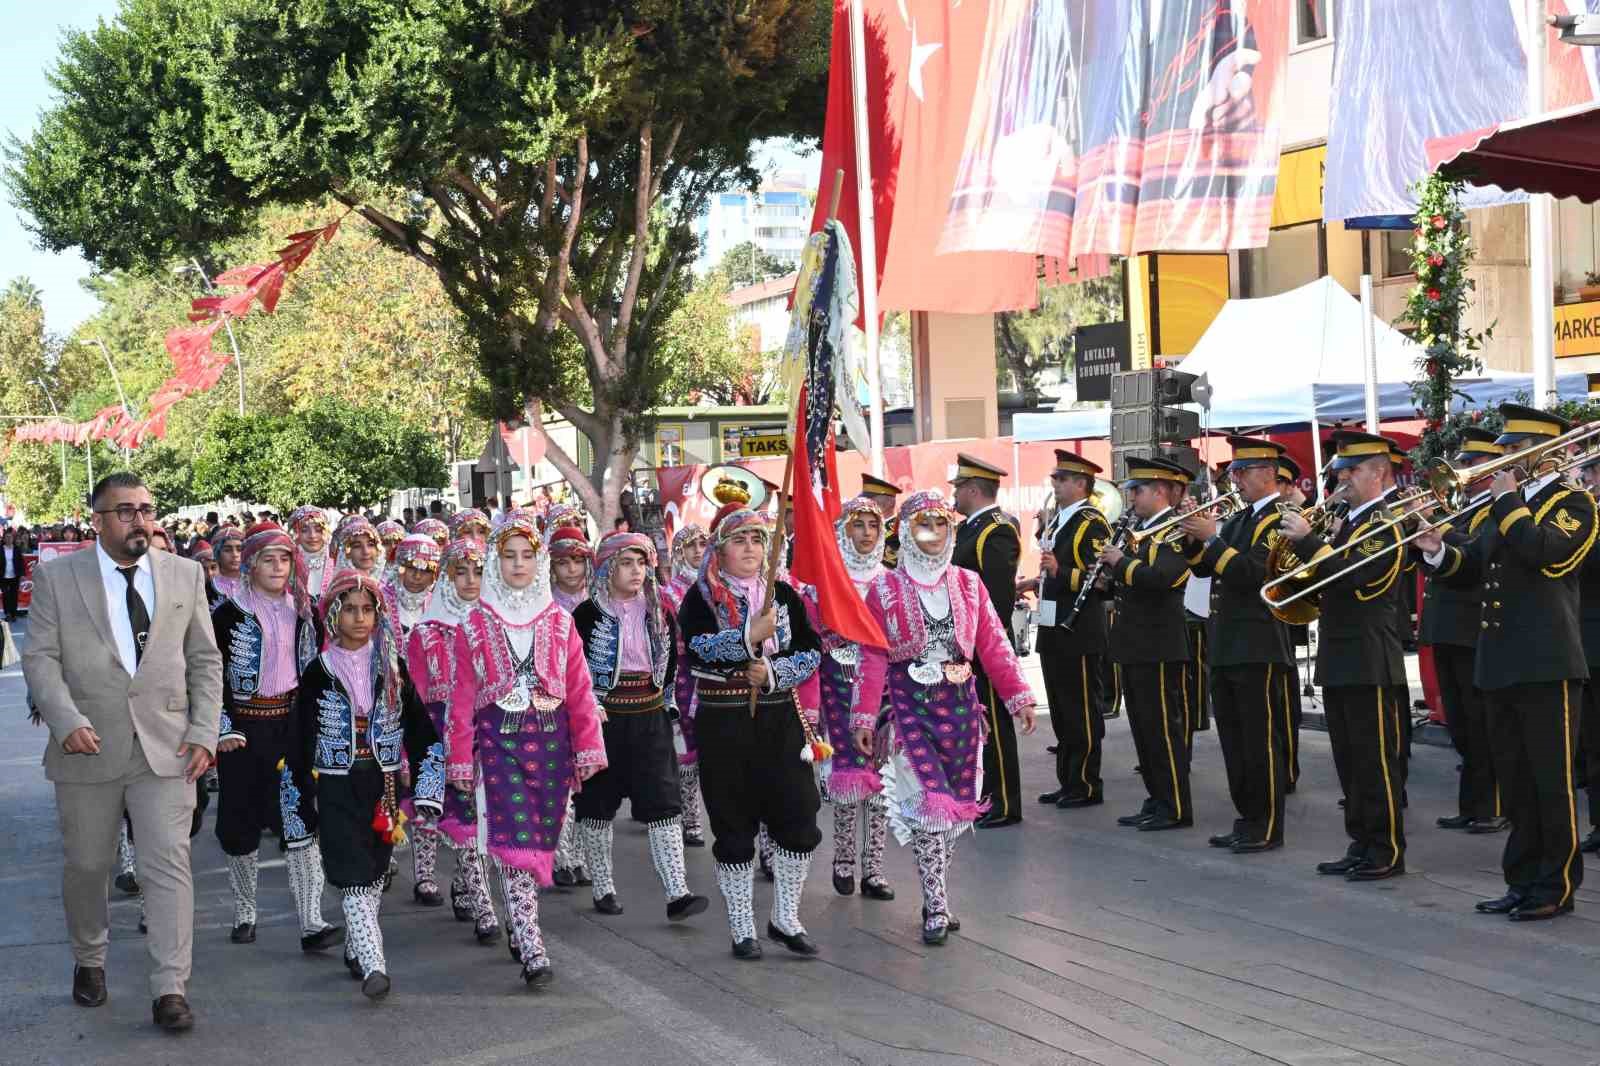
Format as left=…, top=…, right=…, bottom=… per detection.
left=1346, top=860, right=1405, bottom=881
left=1037, top=790, right=1065, bottom=805
left=1230, top=838, right=1281, bottom=854
left=1508, top=900, right=1574, bottom=922
left=1316, top=857, right=1361, bottom=875
left=1056, top=796, right=1103, bottom=809
left=1435, top=814, right=1473, bottom=830
left=1137, top=816, right=1192, bottom=832
left=1474, top=891, right=1523, bottom=914
left=1116, top=811, right=1153, bottom=827
left=1467, top=817, right=1509, bottom=834
left=976, top=812, right=1021, bottom=829
left=766, top=922, right=819, bottom=956
left=1207, top=832, right=1240, bottom=849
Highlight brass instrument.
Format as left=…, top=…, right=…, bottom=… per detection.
left=1127, top=490, right=1243, bottom=544
left=1260, top=485, right=1351, bottom=625
left=1260, top=422, right=1600, bottom=614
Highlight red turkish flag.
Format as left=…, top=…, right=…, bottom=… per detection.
left=807, top=0, right=1041, bottom=324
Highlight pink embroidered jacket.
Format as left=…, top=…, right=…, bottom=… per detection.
left=855, top=566, right=1035, bottom=719
left=406, top=621, right=456, bottom=706
left=445, top=602, right=607, bottom=783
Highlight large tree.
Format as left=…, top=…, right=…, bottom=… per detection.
left=995, top=275, right=1123, bottom=408
left=7, top=0, right=830, bottom=523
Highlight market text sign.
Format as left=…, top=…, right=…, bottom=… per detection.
left=1555, top=300, right=1600, bottom=358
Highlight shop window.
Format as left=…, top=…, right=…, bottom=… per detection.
left=1240, top=222, right=1323, bottom=298
left=1297, top=0, right=1333, bottom=45
left=1381, top=230, right=1415, bottom=279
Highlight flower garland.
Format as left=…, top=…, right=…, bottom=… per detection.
left=1403, top=174, right=1494, bottom=470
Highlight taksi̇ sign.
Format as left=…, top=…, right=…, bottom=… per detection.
left=739, top=432, right=789, bottom=458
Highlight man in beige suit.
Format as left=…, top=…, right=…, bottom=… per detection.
left=22, top=472, right=222, bottom=1032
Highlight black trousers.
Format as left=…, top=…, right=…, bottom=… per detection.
left=1210, top=663, right=1288, bottom=844
left=1486, top=681, right=1585, bottom=906
left=1323, top=685, right=1407, bottom=867
left=1433, top=643, right=1500, bottom=821
left=317, top=762, right=392, bottom=889
left=696, top=692, right=822, bottom=865
left=1581, top=681, right=1600, bottom=830
left=574, top=707, right=681, bottom=823
left=1274, top=657, right=1301, bottom=790
left=216, top=714, right=316, bottom=855
left=1038, top=628, right=1105, bottom=801
left=1123, top=661, right=1192, bottom=822
left=1183, top=617, right=1210, bottom=738
left=1, top=575, right=18, bottom=619
left=976, top=664, right=1022, bottom=820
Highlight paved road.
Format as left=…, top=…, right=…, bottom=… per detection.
left=3, top=618, right=1599, bottom=1066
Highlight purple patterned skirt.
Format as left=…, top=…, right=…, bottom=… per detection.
left=886, top=666, right=985, bottom=830
left=476, top=699, right=574, bottom=885
left=819, top=654, right=882, bottom=803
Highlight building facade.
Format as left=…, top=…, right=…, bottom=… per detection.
left=694, top=178, right=813, bottom=273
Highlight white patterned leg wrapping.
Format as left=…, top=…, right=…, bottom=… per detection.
left=286, top=843, right=332, bottom=936
left=832, top=802, right=859, bottom=879
left=447, top=840, right=468, bottom=899
left=912, top=830, right=948, bottom=931
left=226, top=850, right=259, bottom=927
left=554, top=799, right=579, bottom=870
left=460, top=847, right=498, bottom=924
left=117, top=820, right=136, bottom=879
left=678, top=765, right=703, bottom=838
left=645, top=818, right=691, bottom=900
left=412, top=825, right=440, bottom=889
left=341, top=884, right=385, bottom=977
left=863, top=796, right=889, bottom=880
left=503, top=868, right=547, bottom=963
left=715, top=861, right=757, bottom=942
left=770, top=847, right=811, bottom=937
left=576, top=819, right=615, bottom=901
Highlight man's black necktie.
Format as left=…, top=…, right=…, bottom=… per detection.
left=118, top=565, right=150, bottom=665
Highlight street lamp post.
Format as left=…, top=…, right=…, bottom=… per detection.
left=31, top=379, right=69, bottom=486
left=81, top=338, right=135, bottom=463
left=178, top=259, right=247, bottom=416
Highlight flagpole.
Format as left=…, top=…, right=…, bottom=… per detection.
left=847, top=0, right=884, bottom=476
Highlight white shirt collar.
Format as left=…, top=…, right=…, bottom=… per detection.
left=96, top=542, right=152, bottom=583
left=965, top=502, right=1000, bottom=524
left=1251, top=491, right=1281, bottom=514
left=1140, top=506, right=1173, bottom=530
left=1524, top=471, right=1561, bottom=500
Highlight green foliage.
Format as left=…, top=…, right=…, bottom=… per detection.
left=995, top=274, right=1123, bottom=406
left=193, top=399, right=445, bottom=510
left=658, top=269, right=779, bottom=406
left=7, top=0, right=832, bottom=522
left=716, top=241, right=792, bottom=288
left=1401, top=174, right=1494, bottom=457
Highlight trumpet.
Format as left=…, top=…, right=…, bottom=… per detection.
left=1260, top=428, right=1600, bottom=613
left=1128, top=491, right=1244, bottom=543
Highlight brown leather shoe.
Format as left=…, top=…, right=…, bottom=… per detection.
left=152, top=993, right=194, bottom=1032
left=72, top=965, right=106, bottom=1007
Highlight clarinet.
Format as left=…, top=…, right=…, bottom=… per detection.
left=1061, top=511, right=1136, bottom=631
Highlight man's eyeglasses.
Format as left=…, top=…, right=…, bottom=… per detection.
left=95, top=504, right=158, bottom=524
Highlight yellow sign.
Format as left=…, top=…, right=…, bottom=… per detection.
left=1126, top=255, right=1153, bottom=370
left=1555, top=300, right=1600, bottom=358
left=1271, top=145, right=1326, bottom=229
left=1154, top=254, right=1230, bottom=356
left=739, top=432, right=789, bottom=458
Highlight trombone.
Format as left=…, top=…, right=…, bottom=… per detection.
left=1128, top=491, right=1243, bottom=543
left=1259, top=423, right=1600, bottom=612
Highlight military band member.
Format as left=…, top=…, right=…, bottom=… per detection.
left=1180, top=437, right=1293, bottom=854
left=1422, top=427, right=1507, bottom=834
left=1281, top=432, right=1409, bottom=880
left=861, top=473, right=901, bottom=570
left=1418, top=404, right=1596, bottom=921
left=1097, top=457, right=1193, bottom=831
left=950, top=454, right=1024, bottom=828
left=1580, top=455, right=1600, bottom=855
left=1024, top=451, right=1112, bottom=809
left=1274, top=457, right=1307, bottom=792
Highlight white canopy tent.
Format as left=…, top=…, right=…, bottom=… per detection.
left=1014, top=276, right=1589, bottom=446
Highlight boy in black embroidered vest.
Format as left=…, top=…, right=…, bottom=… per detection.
left=572, top=533, right=709, bottom=923
left=677, top=508, right=824, bottom=960
left=288, top=569, right=440, bottom=1000
left=212, top=522, right=341, bottom=951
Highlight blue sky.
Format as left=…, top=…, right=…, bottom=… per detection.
left=2, top=0, right=120, bottom=336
